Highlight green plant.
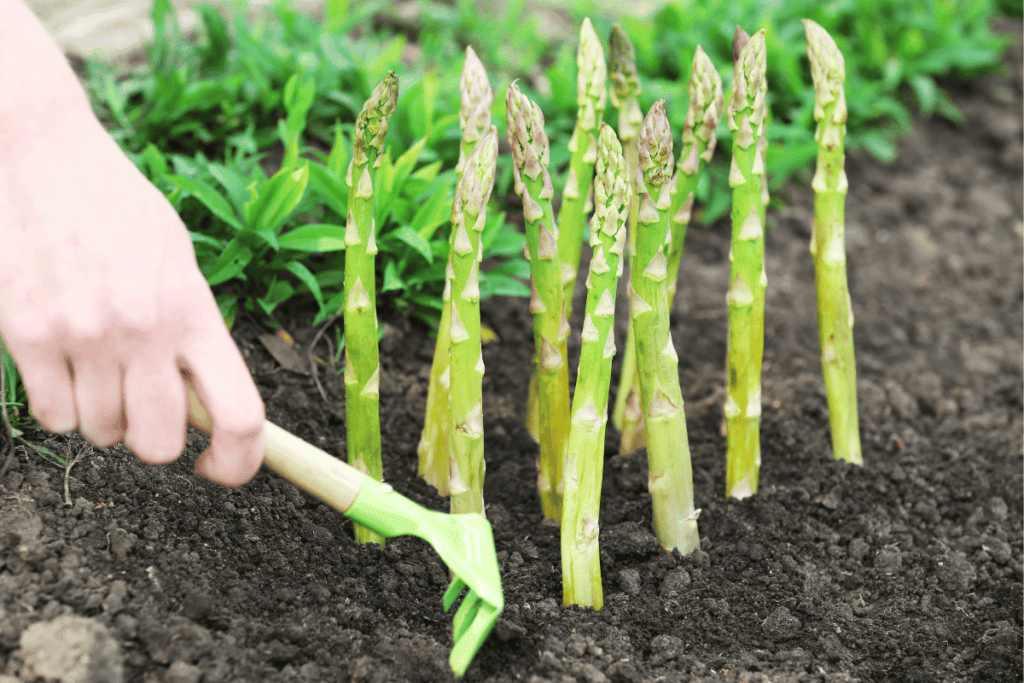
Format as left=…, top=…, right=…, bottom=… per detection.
left=344, top=72, right=398, bottom=545
left=419, top=47, right=495, bottom=496
left=527, top=18, right=608, bottom=448
left=607, top=24, right=647, bottom=457
left=666, top=46, right=723, bottom=300
left=804, top=20, right=862, bottom=466
left=724, top=28, right=769, bottom=500
left=632, top=100, right=700, bottom=554
left=506, top=82, right=571, bottom=524
left=560, top=122, right=628, bottom=609
left=447, top=126, right=499, bottom=516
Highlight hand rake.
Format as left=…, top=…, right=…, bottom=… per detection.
left=185, top=384, right=503, bottom=677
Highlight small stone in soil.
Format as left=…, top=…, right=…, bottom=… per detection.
left=20, top=615, right=123, bottom=683
left=761, top=606, right=801, bottom=642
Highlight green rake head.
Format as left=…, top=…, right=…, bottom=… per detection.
left=345, top=480, right=504, bottom=677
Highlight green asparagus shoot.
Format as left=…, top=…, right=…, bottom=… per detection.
left=527, top=18, right=607, bottom=448
left=608, top=23, right=647, bottom=456
left=633, top=100, right=700, bottom=555
left=506, top=82, right=570, bottom=523
left=344, top=70, right=398, bottom=545
left=561, top=123, right=628, bottom=608
left=724, top=29, right=768, bottom=500
left=419, top=47, right=493, bottom=495
left=448, top=126, right=499, bottom=516
left=804, top=19, right=863, bottom=466
left=667, top=46, right=724, bottom=300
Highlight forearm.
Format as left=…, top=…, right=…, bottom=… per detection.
left=0, top=0, right=95, bottom=141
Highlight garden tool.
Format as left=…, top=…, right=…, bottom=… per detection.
left=185, top=383, right=503, bottom=677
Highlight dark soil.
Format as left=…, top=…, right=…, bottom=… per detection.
left=2, top=19, right=1022, bottom=683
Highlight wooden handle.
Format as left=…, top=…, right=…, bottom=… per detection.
left=185, top=383, right=365, bottom=512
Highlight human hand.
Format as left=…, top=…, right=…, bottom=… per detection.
left=0, top=107, right=265, bottom=486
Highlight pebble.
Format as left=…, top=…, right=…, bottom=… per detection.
left=659, top=568, right=691, bottom=600
left=20, top=615, right=123, bottom=683
left=874, top=546, right=903, bottom=574
left=761, top=606, right=801, bottom=641
left=885, top=379, right=920, bottom=420
left=934, top=551, right=976, bottom=592
left=164, top=660, right=202, bottom=683
left=617, top=568, right=641, bottom=596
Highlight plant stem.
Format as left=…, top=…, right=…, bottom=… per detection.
left=667, top=46, right=723, bottom=300
left=724, top=29, right=768, bottom=500
left=804, top=20, right=862, bottom=466
left=448, top=126, right=498, bottom=516
left=608, top=23, right=647, bottom=455
left=561, top=123, right=628, bottom=608
left=344, top=71, right=397, bottom=545
left=528, top=18, right=607, bottom=445
left=632, top=100, right=700, bottom=554
left=419, top=47, right=493, bottom=494
left=506, top=82, right=570, bottom=523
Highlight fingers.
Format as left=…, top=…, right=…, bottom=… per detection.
left=184, top=314, right=265, bottom=487
left=15, top=347, right=77, bottom=434
left=122, top=355, right=187, bottom=465
left=72, top=352, right=126, bottom=448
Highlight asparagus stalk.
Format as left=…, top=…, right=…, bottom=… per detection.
left=561, top=123, right=628, bottom=608
left=448, top=126, right=499, bottom=516
left=506, top=82, right=570, bottom=523
left=527, top=19, right=607, bottom=444
left=345, top=71, right=398, bottom=544
left=418, top=47, right=493, bottom=494
left=608, top=23, right=647, bottom=455
left=724, top=29, right=768, bottom=499
left=558, top=17, right=608, bottom=315
left=632, top=100, right=700, bottom=555
left=804, top=20, right=863, bottom=466
left=666, top=46, right=724, bottom=300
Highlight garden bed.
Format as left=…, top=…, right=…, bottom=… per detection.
left=1, top=18, right=1022, bottom=683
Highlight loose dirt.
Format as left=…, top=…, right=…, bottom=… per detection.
left=1, top=19, right=1021, bottom=683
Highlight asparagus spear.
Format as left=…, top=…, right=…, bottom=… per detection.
left=608, top=23, right=647, bottom=455
left=804, top=20, right=863, bottom=466
left=345, top=71, right=398, bottom=544
left=632, top=100, right=700, bottom=555
left=558, top=17, right=608, bottom=315
left=506, top=83, right=571, bottom=523
left=448, top=126, right=499, bottom=516
left=561, top=123, right=628, bottom=608
left=666, top=46, right=724, bottom=300
left=418, top=47, right=493, bottom=494
left=724, top=29, right=768, bottom=499
left=527, top=19, right=607, bottom=444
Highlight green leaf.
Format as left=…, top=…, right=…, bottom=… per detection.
left=327, top=125, right=349, bottom=179
left=381, top=260, right=404, bottom=293
left=189, top=231, right=226, bottom=252
left=204, top=235, right=253, bottom=286
left=910, top=74, right=937, bottom=115
left=479, top=273, right=530, bottom=299
left=278, top=223, right=348, bottom=252
left=409, top=188, right=451, bottom=241
left=216, top=293, right=239, bottom=329
left=140, top=143, right=169, bottom=179
left=165, top=174, right=243, bottom=231
left=285, top=260, right=325, bottom=309
left=246, top=160, right=310, bottom=242
left=207, top=162, right=250, bottom=216
left=307, top=162, right=349, bottom=218
left=389, top=226, right=434, bottom=264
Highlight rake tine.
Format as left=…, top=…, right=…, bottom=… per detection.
left=449, top=600, right=501, bottom=677
left=443, top=576, right=467, bottom=611
left=452, top=590, right=482, bottom=642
